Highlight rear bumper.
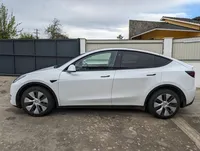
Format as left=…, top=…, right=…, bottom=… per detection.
left=182, top=87, right=196, bottom=107
left=185, top=97, right=195, bottom=107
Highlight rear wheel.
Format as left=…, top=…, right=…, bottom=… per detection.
left=148, top=89, right=180, bottom=119
left=21, top=86, right=55, bottom=116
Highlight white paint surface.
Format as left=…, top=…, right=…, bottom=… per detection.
left=163, top=38, right=173, bottom=57
left=185, top=61, right=200, bottom=88
left=10, top=49, right=196, bottom=110
left=80, top=38, right=86, bottom=54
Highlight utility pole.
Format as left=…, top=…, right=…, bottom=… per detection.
left=34, top=29, right=39, bottom=39
left=117, top=34, right=123, bottom=40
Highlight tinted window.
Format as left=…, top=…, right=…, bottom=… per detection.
left=121, top=51, right=154, bottom=69
left=154, top=56, right=172, bottom=67
left=74, top=51, right=118, bottom=71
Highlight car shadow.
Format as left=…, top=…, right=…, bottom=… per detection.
left=51, top=106, right=150, bottom=117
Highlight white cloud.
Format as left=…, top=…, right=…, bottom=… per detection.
left=2, top=0, right=200, bottom=39
left=64, top=25, right=129, bottom=39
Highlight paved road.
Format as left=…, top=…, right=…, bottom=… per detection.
left=0, top=76, right=200, bottom=151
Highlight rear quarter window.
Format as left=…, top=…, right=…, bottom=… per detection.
left=154, top=55, right=172, bottom=67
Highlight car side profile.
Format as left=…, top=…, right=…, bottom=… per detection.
left=10, top=48, right=196, bottom=119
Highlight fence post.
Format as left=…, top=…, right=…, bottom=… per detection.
left=12, top=40, right=16, bottom=74
left=80, top=38, right=86, bottom=54
left=163, top=38, right=173, bottom=57
left=34, top=40, right=37, bottom=70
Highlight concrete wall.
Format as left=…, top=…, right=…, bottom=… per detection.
left=86, top=39, right=163, bottom=54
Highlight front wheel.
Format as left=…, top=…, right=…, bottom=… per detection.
left=148, top=89, right=180, bottom=119
left=21, top=86, right=55, bottom=116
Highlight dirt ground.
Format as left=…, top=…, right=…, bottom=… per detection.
left=0, top=76, right=200, bottom=151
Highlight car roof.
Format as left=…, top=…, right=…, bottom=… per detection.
left=86, top=48, right=167, bottom=58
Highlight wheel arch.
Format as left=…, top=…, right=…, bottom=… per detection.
left=16, top=82, right=59, bottom=108
left=144, top=84, right=186, bottom=110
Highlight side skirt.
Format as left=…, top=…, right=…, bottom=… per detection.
left=57, top=105, right=145, bottom=111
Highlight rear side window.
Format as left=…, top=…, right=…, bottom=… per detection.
left=119, top=51, right=172, bottom=69
left=120, top=51, right=154, bottom=69
left=154, top=55, right=172, bottom=67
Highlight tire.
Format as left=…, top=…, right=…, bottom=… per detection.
left=147, top=89, right=180, bottom=119
left=21, top=86, right=55, bottom=117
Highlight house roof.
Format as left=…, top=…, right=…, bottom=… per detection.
left=129, top=20, right=199, bottom=39
left=161, top=16, right=200, bottom=25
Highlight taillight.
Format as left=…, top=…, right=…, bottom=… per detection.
left=185, top=71, right=195, bottom=78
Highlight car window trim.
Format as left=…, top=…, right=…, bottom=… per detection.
left=63, top=49, right=172, bottom=71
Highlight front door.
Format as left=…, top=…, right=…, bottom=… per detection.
left=59, top=51, right=118, bottom=106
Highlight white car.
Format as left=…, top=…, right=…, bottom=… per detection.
left=10, top=48, right=196, bottom=119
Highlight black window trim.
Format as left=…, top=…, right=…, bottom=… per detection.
left=64, top=50, right=119, bottom=72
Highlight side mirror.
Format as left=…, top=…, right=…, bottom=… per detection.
left=67, top=64, right=76, bottom=72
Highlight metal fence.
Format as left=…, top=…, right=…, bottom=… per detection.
left=172, top=38, right=200, bottom=61
left=0, top=39, right=80, bottom=75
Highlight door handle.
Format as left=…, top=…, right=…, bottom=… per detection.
left=101, top=75, right=110, bottom=78
left=146, top=73, right=156, bottom=76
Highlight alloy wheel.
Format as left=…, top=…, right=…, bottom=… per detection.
left=24, top=91, right=49, bottom=114
left=154, top=93, right=178, bottom=117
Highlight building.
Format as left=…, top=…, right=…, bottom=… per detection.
left=129, top=16, right=200, bottom=40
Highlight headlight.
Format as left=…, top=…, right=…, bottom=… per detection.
left=13, top=75, right=26, bottom=83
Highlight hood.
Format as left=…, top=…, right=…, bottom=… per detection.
left=37, top=66, right=55, bottom=71
left=27, top=66, right=56, bottom=75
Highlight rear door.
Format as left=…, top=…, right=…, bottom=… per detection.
left=112, top=50, right=162, bottom=106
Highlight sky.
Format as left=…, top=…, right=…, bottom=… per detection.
left=1, top=0, right=200, bottom=39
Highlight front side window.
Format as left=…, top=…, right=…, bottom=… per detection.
left=120, top=51, right=154, bottom=69
left=74, top=51, right=118, bottom=71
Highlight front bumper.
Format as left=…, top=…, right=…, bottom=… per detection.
left=10, top=83, right=21, bottom=107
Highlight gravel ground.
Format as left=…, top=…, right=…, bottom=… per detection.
left=0, top=76, right=200, bottom=151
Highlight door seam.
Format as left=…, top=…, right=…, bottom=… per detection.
left=111, top=70, right=117, bottom=105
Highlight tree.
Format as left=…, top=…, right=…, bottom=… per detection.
left=18, top=32, right=35, bottom=39
left=0, top=3, right=21, bottom=39
left=45, top=18, right=68, bottom=39
left=193, top=16, right=200, bottom=21
left=54, top=33, right=68, bottom=39
left=117, top=34, right=123, bottom=40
